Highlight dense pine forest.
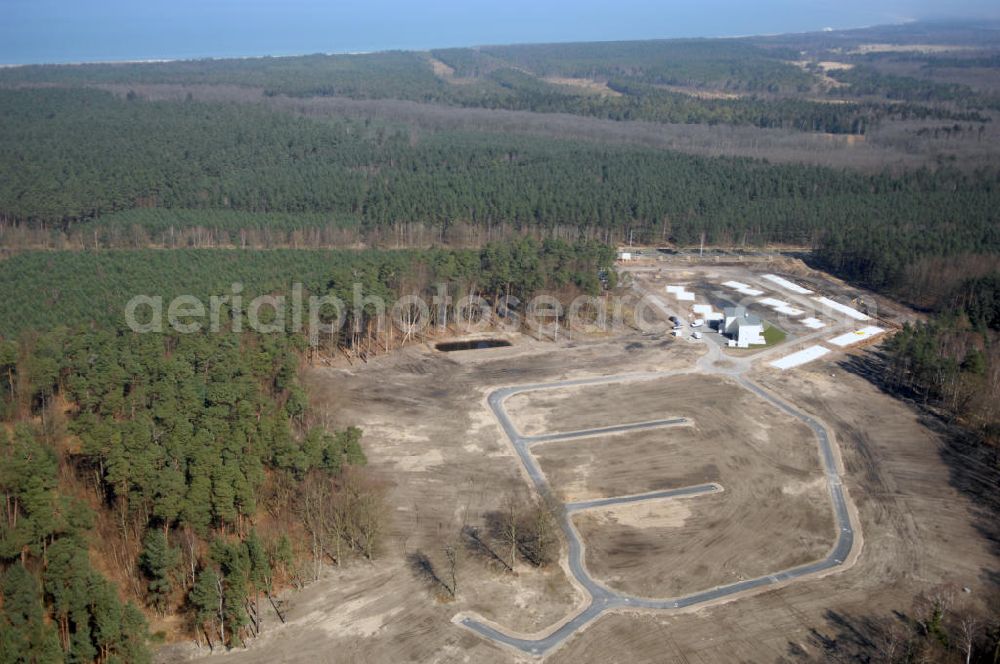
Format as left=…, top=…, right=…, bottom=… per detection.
left=0, top=86, right=906, bottom=225
left=2, top=88, right=999, bottom=259
left=0, top=240, right=614, bottom=338
left=0, top=239, right=614, bottom=660
left=0, top=325, right=374, bottom=660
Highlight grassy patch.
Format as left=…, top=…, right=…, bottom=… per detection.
left=763, top=324, right=787, bottom=346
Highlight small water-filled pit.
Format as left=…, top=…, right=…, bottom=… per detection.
left=436, top=339, right=512, bottom=352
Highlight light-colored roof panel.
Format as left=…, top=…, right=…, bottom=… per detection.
left=770, top=345, right=831, bottom=369
left=813, top=296, right=870, bottom=321
left=762, top=274, right=813, bottom=295
left=828, top=326, right=885, bottom=347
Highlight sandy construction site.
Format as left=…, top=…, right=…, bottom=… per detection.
left=166, top=262, right=999, bottom=663
left=521, top=375, right=835, bottom=599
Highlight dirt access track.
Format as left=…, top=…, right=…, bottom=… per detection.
left=169, top=265, right=998, bottom=664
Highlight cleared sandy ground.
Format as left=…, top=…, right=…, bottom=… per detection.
left=534, top=427, right=713, bottom=502
left=575, top=484, right=832, bottom=598
left=160, top=334, right=703, bottom=662
left=528, top=374, right=834, bottom=598
left=505, top=374, right=703, bottom=437
left=162, top=267, right=998, bottom=664
left=542, top=77, right=623, bottom=96
left=539, top=356, right=998, bottom=663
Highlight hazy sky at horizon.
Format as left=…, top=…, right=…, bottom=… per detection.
left=3, top=0, right=999, bottom=64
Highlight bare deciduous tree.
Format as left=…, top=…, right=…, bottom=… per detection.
left=955, top=609, right=981, bottom=664
left=297, top=467, right=387, bottom=579
left=485, top=492, right=560, bottom=572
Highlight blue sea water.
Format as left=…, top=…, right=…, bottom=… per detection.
left=2, top=0, right=997, bottom=65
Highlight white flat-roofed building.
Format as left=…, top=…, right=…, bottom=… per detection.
left=723, top=306, right=765, bottom=348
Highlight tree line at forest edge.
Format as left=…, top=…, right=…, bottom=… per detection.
left=0, top=239, right=613, bottom=660
left=0, top=328, right=377, bottom=659
left=0, top=240, right=616, bottom=339
left=882, top=273, right=1000, bottom=450
left=800, top=581, right=1000, bottom=663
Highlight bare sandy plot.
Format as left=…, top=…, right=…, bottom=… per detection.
left=524, top=374, right=835, bottom=598
left=849, top=43, right=977, bottom=54
left=426, top=56, right=478, bottom=85
left=543, top=76, right=623, bottom=96
left=505, top=377, right=678, bottom=436
left=818, top=61, right=854, bottom=71
left=651, top=83, right=744, bottom=99
left=593, top=500, right=695, bottom=529
left=428, top=56, right=456, bottom=79
left=297, top=345, right=594, bottom=636
left=266, top=337, right=700, bottom=638
left=574, top=481, right=832, bottom=598
left=506, top=373, right=803, bottom=440
left=534, top=427, right=715, bottom=503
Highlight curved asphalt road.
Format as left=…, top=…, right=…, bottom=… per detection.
left=458, top=368, right=856, bottom=656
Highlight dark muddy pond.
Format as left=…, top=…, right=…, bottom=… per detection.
left=436, top=339, right=512, bottom=352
